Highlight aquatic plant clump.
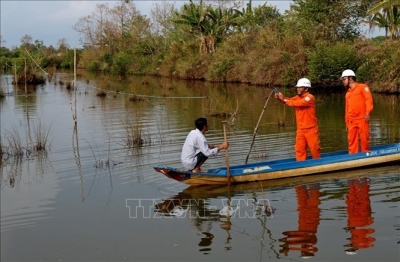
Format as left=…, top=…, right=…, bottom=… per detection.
left=0, top=121, right=52, bottom=164
left=13, top=73, right=46, bottom=85
left=32, top=121, right=52, bottom=152
left=0, top=88, right=5, bottom=99
left=122, top=122, right=153, bottom=148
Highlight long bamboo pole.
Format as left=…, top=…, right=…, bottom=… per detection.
left=73, top=43, right=77, bottom=123
left=24, top=59, right=27, bottom=98
left=245, top=89, right=276, bottom=164
left=222, top=121, right=231, bottom=186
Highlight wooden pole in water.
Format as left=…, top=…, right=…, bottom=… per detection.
left=245, top=89, right=275, bottom=164
left=14, top=64, right=17, bottom=85
left=73, top=43, right=77, bottom=124
left=24, top=58, right=27, bottom=98
left=222, top=121, right=231, bottom=186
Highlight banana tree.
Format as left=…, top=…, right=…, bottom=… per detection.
left=366, top=0, right=400, bottom=39
left=172, top=0, right=242, bottom=53
left=202, top=7, right=242, bottom=53
left=171, top=0, right=207, bottom=51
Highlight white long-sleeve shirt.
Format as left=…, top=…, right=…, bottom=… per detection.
left=181, top=129, right=219, bottom=169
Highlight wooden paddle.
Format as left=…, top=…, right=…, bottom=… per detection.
left=222, top=121, right=231, bottom=186
left=245, top=89, right=276, bottom=164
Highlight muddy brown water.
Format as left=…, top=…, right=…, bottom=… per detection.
left=1, top=72, right=399, bottom=261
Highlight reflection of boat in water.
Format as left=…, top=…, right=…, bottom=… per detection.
left=154, top=143, right=400, bottom=186
left=155, top=165, right=397, bottom=222
left=155, top=165, right=393, bottom=257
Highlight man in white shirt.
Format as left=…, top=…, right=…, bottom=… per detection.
left=181, top=118, right=229, bottom=172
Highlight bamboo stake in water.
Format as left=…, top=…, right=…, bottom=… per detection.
left=73, top=44, right=77, bottom=123
left=222, top=121, right=231, bottom=186
left=245, top=89, right=275, bottom=164
left=24, top=59, right=27, bottom=98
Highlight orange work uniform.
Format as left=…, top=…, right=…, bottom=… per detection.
left=285, top=92, right=321, bottom=161
left=345, top=83, right=373, bottom=154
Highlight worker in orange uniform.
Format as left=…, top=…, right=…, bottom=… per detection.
left=344, top=177, right=375, bottom=255
left=340, top=70, right=373, bottom=154
left=275, top=78, right=321, bottom=161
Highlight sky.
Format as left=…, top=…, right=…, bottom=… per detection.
left=1, top=0, right=381, bottom=49
left=0, top=0, right=293, bottom=49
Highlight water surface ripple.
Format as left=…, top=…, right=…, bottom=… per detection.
left=1, top=73, right=399, bottom=261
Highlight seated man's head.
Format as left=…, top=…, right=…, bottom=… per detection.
left=195, top=118, right=208, bottom=132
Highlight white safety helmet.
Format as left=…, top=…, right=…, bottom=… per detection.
left=295, top=78, right=311, bottom=88
left=341, top=69, right=356, bottom=80
left=345, top=249, right=357, bottom=255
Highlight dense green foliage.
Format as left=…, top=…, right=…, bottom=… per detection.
left=1, top=0, right=399, bottom=93
left=307, top=42, right=362, bottom=84
left=288, top=0, right=371, bottom=41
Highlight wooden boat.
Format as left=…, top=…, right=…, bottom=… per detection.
left=178, top=164, right=400, bottom=197
left=153, top=143, right=400, bottom=186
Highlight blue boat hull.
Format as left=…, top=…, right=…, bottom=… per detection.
left=153, top=143, right=400, bottom=186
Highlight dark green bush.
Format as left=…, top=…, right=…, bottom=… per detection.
left=308, top=41, right=362, bottom=85
left=111, top=52, right=130, bottom=76
left=0, top=56, right=12, bottom=71
left=88, top=61, right=100, bottom=72
left=103, top=53, right=113, bottom=66
left=358, top=40, right=400, bottom=93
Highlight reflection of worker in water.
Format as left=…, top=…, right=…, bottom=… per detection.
left=344, top=178, right=375, bottom=255
left=280, top=184, right=321, bottom=258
